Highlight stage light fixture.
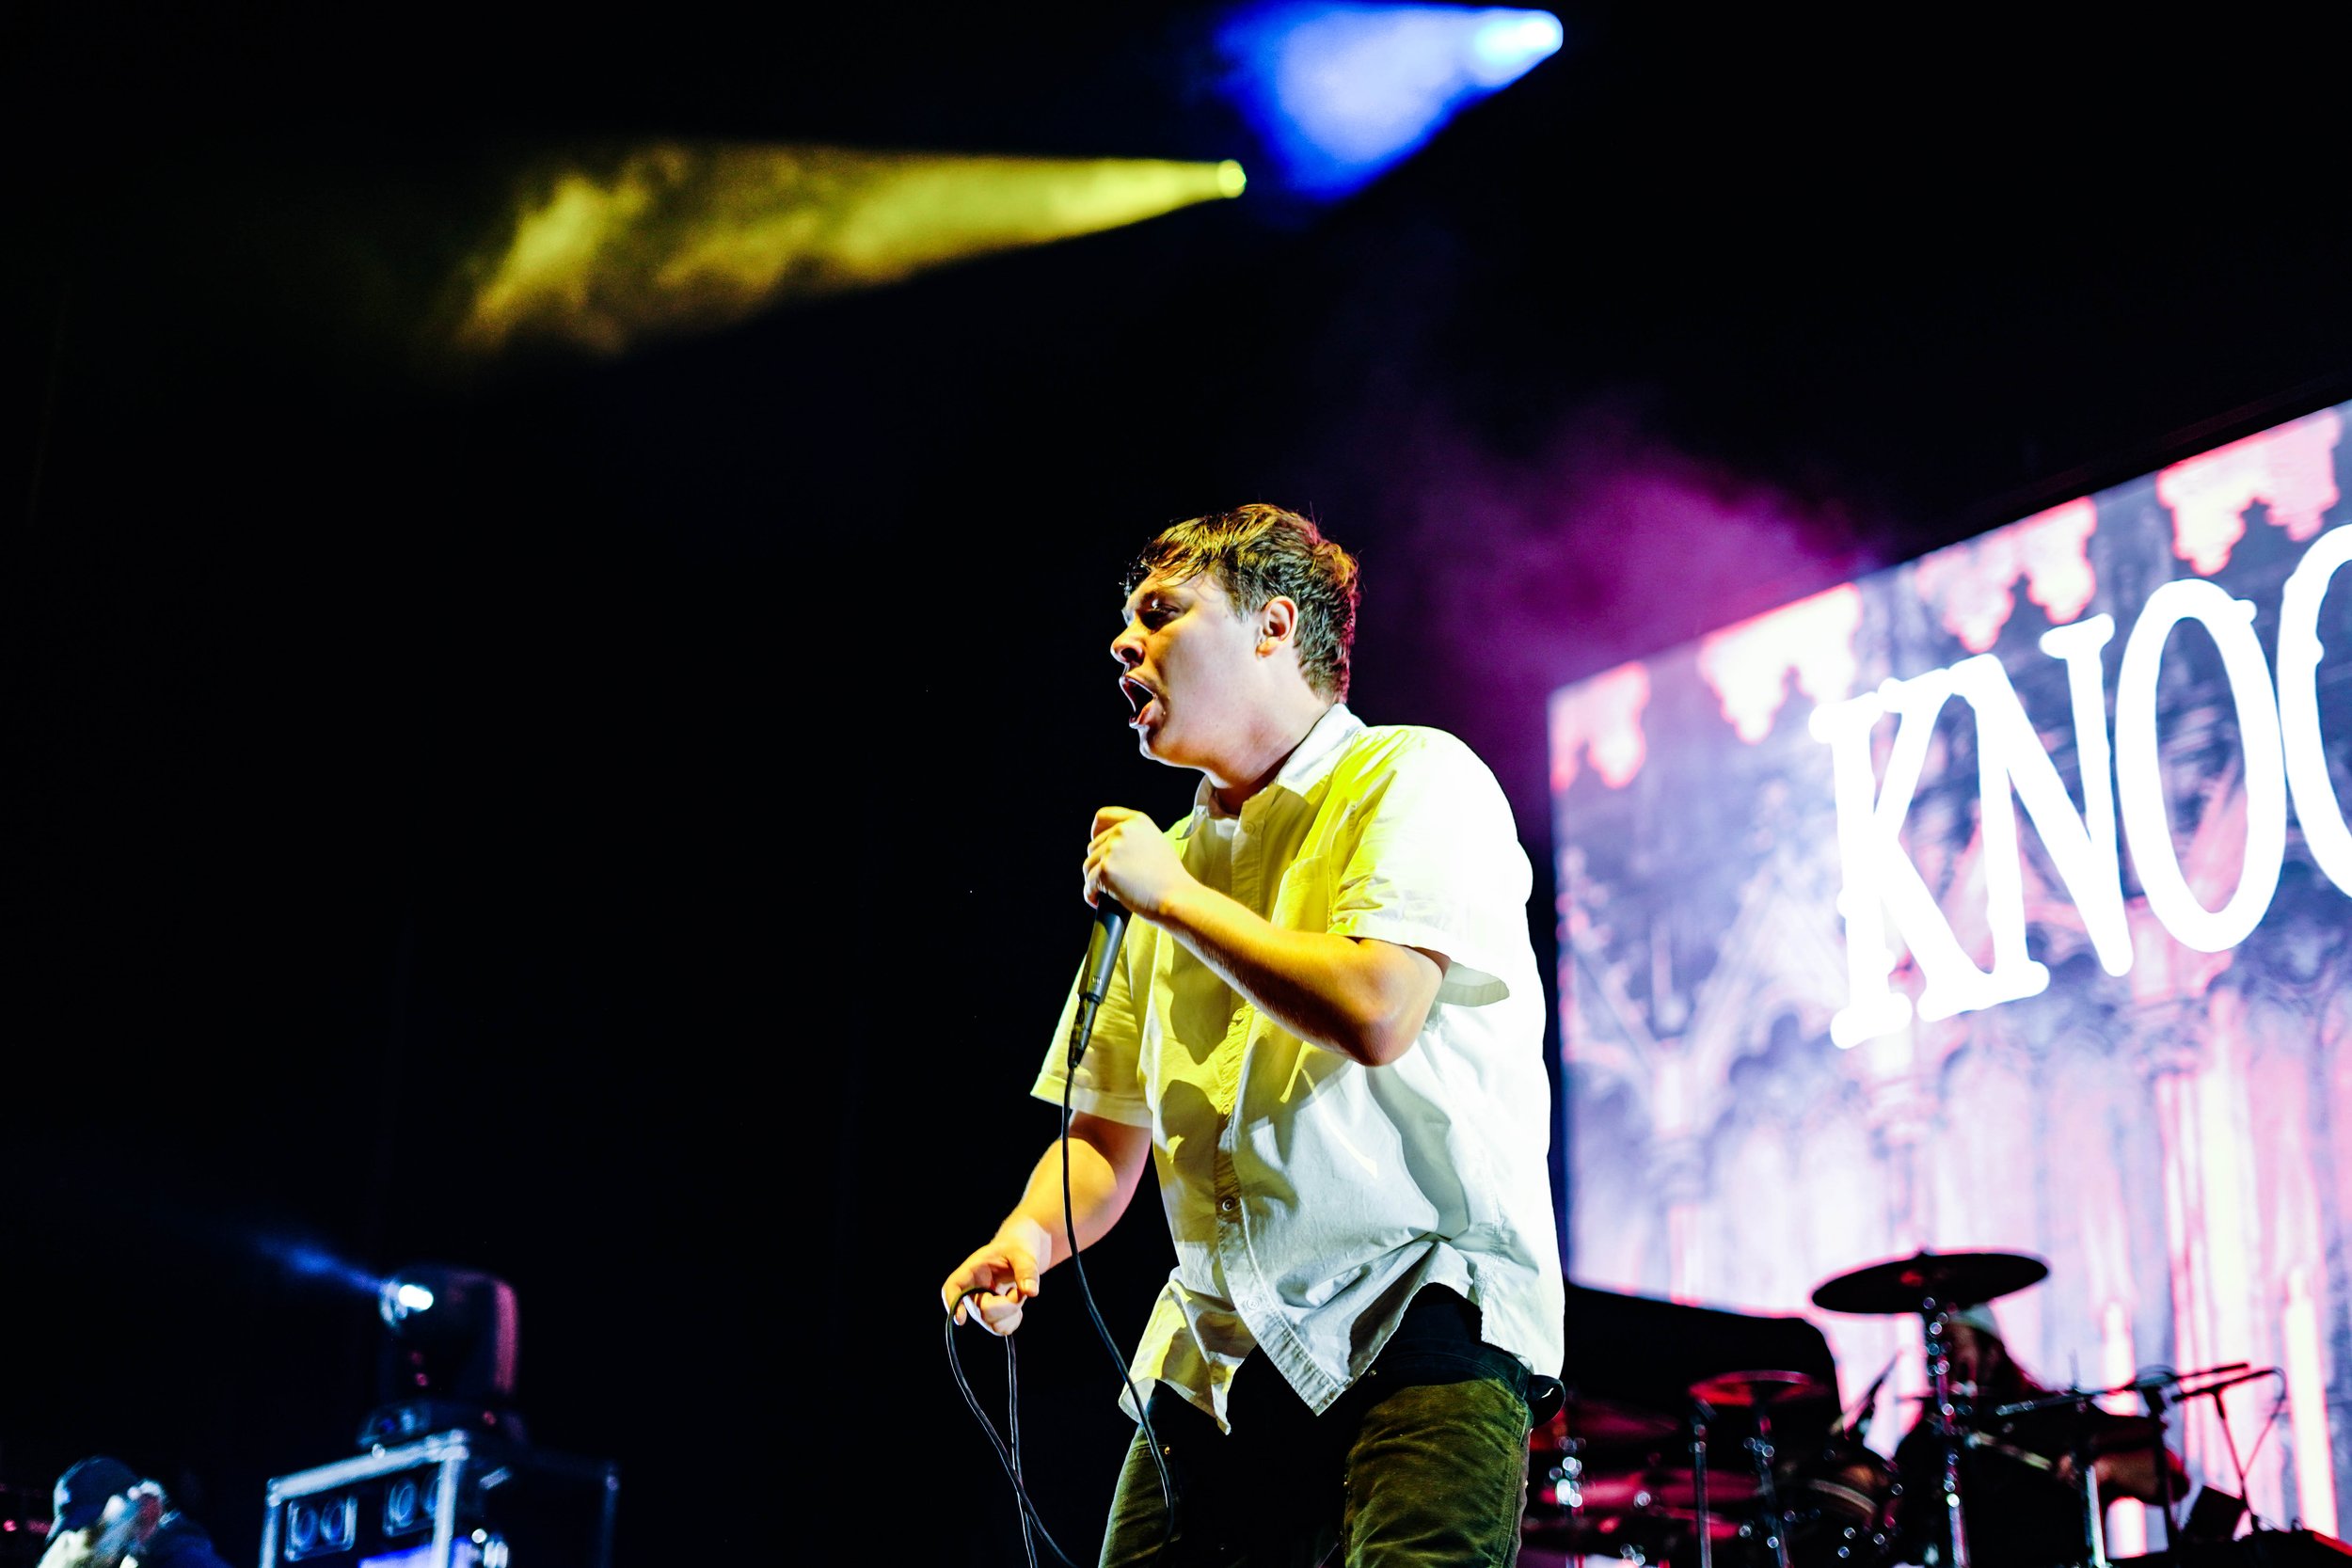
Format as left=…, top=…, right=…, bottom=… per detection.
left=1467, top=10, right=1563, bottom=81
left=362, top=1264, right=522, bottom=1449
left=1216, top=3, right=1563, bottom=198
left=261, top=1263, right=619, bottom=1568
left=451, top=145, right=1248, bottom=356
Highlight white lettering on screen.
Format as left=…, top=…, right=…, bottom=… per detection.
left=2281, top=525, right=2352, bottom=892
left=1813, top=523, right=2352, bottom=1048
left=2114, top=580, right=2286, bottom=953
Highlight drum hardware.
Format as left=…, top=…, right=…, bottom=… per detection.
left=1982, top=1361, right=2265, bottom=1558
left=1534, top=1259, right=2238, bottom=1568
left=1989, top=1362, right=2250, bottom=1421
left=2150, top=1363, right=2279, bottom=1548
left=1530, top=1392, right=1712, bottom=1518
left=1527, top=1426, right=1903, bottom=1567
left=1692, top=1394, right=1718, bottom=1568
left=1520, top=1496, right=1746, bottom=1560
left=1689, top=1371, right=1836, bottom=1568
left=1836, top=1356, right=1897, bottom=1447
left=1527, top=1398, right=1776, bottom=1567
left=1526, top=1377, right=1898, bottom=1568
left=1575, top=1464, right=1764, bottom=1514
left=1528, top=1390, right=1751, bottom=1565
left=1780, top=1443, right=1900, bottom=1568
left=1812, top=1248, right=2052, bottom=1568
left=1947, top=1402, right=2127, bottom=1566
left=1543, top=1391, right=1692, bottom=1450
left=1805, top=1251, right=2051, bottom=1318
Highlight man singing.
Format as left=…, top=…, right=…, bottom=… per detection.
left=941, top=504, right=1563, bottom=1566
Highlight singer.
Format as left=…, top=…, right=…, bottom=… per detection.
left=940, top=504, right=1563, bottom=1566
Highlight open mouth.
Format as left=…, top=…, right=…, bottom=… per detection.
left=1120, top=674, right=1157, bottom=721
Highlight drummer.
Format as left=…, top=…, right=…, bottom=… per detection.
left=1891, top=1306, right=2186, bottom=1568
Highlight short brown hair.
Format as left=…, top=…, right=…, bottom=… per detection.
left=1125, top=503, right=1359, bottom=700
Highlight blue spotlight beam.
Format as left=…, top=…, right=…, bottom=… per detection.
left=1216, top=4, right=1562, bottom=198
left=257, top=1235, right=388, bottom=1297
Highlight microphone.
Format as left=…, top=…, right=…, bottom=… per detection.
left=1840, top=1356, right=1899, bottom=1442
left=1082, top=895, right=1130, bottom=1007
left=2178, top=1367, right=2277, bottom=1401
left=1067, top=896, right=1129, bottom=1073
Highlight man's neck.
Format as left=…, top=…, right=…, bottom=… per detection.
left=1204, top=699, right=1336, bottom=816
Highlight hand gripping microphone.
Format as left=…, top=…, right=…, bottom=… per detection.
left=1068, top=895, right=1129, bottom=1072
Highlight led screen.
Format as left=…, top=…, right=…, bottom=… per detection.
left=1551, top=401, right=2352, bottom=1542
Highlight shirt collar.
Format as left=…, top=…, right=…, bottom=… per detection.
left=1191, top=703, right=1365, bottom=821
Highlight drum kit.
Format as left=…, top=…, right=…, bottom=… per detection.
left=1524, top=1364, right=1885, bottom=1568
left=1526, top=1249, right=2242, bottom=1568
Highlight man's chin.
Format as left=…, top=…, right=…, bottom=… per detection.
left=1133, top=724, right=1184, bottom=767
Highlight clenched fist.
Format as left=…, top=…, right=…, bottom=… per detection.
left=1084, top=808, right=1190, bottom=920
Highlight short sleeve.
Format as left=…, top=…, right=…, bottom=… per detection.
left=1030, top=930, right=1154, bottom=1126
left=1323, top=732, right=1534, bottom=1006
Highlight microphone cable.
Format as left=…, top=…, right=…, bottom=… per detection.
left=943, top=1290, right=1076, bottom=1568
left=1057, top=1002, right=1178, bottom=1560
left=945, top=897, right=1176, bottom=1562
left=2233, top=1368, right=2291, bottom=1517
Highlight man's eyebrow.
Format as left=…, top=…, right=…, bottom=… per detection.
left=1123, top=582, right=1184, bottom=616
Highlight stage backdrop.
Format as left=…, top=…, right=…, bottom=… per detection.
left=1552, top=400, right=2352, bottom=1545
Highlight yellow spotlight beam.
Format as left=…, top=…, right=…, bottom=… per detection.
left=452, top=144, right=1247, bottom=356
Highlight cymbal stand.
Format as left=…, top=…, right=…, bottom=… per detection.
left=2063, top=1387, right=2110, bottom=1568
left=1747, top=1397, right=1796, bottom=1568
left=2149, top=1375, right=2191, bottom=1549
left=1691, top=1396, right=1716, bottom=1568
left=1922, top=1298, right=1974, bottom=1568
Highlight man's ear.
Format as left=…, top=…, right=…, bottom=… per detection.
left=1258, top=595, right=1300, bottom=653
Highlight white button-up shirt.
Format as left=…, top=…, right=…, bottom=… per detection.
left=1034, top=704, right=1565, bottom=1429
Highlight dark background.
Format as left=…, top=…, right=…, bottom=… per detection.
left=8, top=3, right=2352, bottom=1561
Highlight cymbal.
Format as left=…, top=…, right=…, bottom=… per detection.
left=1986, top=1404, right=2167, bottom=1455
left=1520, top=1510, right=1629, bottom=1554
left=1641, top=1503, right=1752, bottom=1542
left=1810, top=1249, right=2049, bottom=1315
left=1533, top=1393, right=1681, bottom=1449
left=1692, top=1368, right=1838, bottom=1409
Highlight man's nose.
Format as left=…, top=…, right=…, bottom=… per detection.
left=1110, top=623, right=1143, bottom=667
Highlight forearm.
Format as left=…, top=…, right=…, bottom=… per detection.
left=1000, top=1118, right=1147, bottom=1268
left=2096, top=1447, right=2185, bottom=1506
left=1150, top=879, right=1437, bottom=1067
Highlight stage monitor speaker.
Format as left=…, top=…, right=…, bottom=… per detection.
left=261, top=1431, right=616, bottom=1568
left=1564, top=1282, right=1842, bottom=1445
left=2225, top=1530, right=2352, bottom=1568
left=2119, top=1529, right=2352, bottom=1568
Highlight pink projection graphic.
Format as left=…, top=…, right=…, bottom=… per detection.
left=1911, top=499, right=2100, bottom=653
left=1549, top=661, right=1651, bottom=791
left=1552, top=398, right=2352, bottom=1546
left=1694, top=585, right=1863, bottom=743
left=2157, top=407, right=2343, bottom=574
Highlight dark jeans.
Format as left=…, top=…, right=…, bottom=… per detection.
left=1099, top=1289, right=1534, bottom=1568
